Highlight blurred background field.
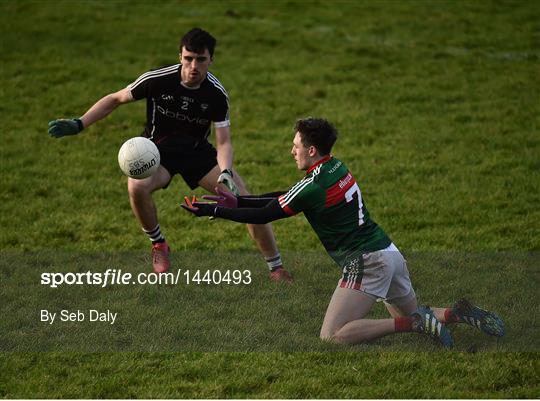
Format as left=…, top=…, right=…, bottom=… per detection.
left=0, top=0, right=539, bottom=398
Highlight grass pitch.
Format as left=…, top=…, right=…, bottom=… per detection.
left=1, top=0, right=539, bottom=398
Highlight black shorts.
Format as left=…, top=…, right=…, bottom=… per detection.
left=157, top=141, right=218, bottom=189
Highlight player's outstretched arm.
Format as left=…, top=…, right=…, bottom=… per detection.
left=237, top=191, right=287, bottom=208
left=202, top=187, right=287, bottom=209
left=182, top=198, right=289, bottom=225
left=48, top=87, right=134, bottom=138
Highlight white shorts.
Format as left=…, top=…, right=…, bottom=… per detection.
left=339, top=243, right=415, bottom=302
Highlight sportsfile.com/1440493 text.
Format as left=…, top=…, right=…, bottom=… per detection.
left=40, top=269, right=252, bottom=288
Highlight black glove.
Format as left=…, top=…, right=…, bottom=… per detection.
left=181, top=197, right=217, bottom=217
left=48, top=118, right=84, bottom=138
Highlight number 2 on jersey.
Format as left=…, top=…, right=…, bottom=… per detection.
left=345, top=183, right=365, bottom=226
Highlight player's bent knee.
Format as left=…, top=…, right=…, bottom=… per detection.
left=330, top=333, right=348, bottom=344
left=320, top=332, right=333, bottom=342
left=127, top=179, right=153, bottom=198
left=127, top=179, right=143, bottom=194
left=320, top=332, right=348, bottom=344
left=128, top=174, right=168, bottom=195
left=128, top=166, right=171, bottom=196
left=320, top=326, right=339, bottom=342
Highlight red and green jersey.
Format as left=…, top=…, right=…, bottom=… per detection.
left=278, top=156, right=391, bottom=267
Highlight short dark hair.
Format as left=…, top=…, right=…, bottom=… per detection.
left=294, top=118, right=338, bottom=156
left=180, top=28, right=217, bottom=57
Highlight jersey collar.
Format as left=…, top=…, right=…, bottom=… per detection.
left=306, top=155, right=332, bottom=174
left=180, top=82, right=200, bottom=90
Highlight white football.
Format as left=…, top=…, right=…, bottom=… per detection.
left=117, top=137, right=160, bottom=179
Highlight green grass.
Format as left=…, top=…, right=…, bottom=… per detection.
left=1, top=0, right=539, bottom=398
left=1, top=352, right=538, bottom=398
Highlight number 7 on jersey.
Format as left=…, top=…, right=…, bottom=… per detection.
left=345, top=183, right=365, bottom=226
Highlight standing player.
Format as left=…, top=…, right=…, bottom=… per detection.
left=48, top=28, right=291, bottom=281
left=182, top=117, right=505, bottom=347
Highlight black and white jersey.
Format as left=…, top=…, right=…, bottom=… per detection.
left=128, top=64, right=229, bottom=148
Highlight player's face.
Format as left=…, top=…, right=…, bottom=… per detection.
left=180, top=47, right=212, bottom=87
left=291, top=132, right=314, bottom=170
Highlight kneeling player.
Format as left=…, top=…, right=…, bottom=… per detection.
left=182, top=118, right=505, bottom=347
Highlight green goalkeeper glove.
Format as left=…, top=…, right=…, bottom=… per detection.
left=217, top=168, right=240, bottom=196
left=48, top=118, right=84, bottom=138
